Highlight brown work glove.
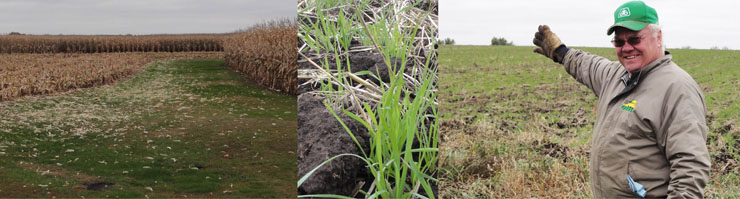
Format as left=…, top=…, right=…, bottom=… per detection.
left=533, top=25, right=565, bottom=63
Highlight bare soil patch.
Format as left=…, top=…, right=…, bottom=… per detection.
left=533, top=140, right=571, bottom=162
left=297, top=94, right=370, bottom=196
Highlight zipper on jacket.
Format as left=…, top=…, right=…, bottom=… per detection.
left=616, top=70, right=641, bottom=99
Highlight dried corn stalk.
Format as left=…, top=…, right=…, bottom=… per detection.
left=0, top=52, right=223, bottom=101
left=0, top=34, right=226, bottom=54
left=223, top=19, right=298, bottom=95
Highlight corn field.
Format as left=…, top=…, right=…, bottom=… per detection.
left=0, top=34, right=225, bottom=54
left=223, top=19, right=297, bottom=95
left=0, top=52, right=223, bottom=101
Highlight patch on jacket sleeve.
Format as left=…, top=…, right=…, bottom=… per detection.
left=621, top=100, right=637, bottom=112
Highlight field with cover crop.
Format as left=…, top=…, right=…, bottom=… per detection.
left=0, top=59, right=297, bottom=197
left=438, top=45, right=740, bottom=198
left=1, top=23, right=297, bottom=197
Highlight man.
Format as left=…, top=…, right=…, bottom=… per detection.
left=532, top=1, right=711, bottom=198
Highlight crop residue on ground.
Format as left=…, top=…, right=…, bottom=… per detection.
left=0, top=59, right=297, bottom=198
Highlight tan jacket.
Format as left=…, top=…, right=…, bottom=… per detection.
left=562, top=49, right=711, bottom=198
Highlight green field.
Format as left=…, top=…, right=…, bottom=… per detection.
left=0, top=59, right=297, bottom=198
left=438, top=45, right=740, bottom=197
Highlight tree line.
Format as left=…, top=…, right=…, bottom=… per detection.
left=437, top=36, right=513, bottom=46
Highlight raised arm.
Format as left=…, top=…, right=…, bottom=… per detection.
left=533, top=25, right=622, bottom=97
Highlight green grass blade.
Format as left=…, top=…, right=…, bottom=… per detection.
left=297, top=153, right=368, bottom=187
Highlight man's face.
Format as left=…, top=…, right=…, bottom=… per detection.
left=614, top=26, right=663, bottom=72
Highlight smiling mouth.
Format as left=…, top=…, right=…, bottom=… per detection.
left=623, top=54, right=641, bottom=60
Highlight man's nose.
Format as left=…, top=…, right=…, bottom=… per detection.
left=621, top=41, right=635, bottom=52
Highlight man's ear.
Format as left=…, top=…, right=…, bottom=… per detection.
left=657, top=30, right=663, bottom=47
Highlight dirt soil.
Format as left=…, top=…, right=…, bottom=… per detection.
left=296, top=49, right=385, bottom=196
left=297, top=94, right=371, bottom=196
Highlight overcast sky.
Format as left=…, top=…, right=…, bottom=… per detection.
left=0, top=0, right=294, bottom=35
left=440, top=0, right=740, bottom=49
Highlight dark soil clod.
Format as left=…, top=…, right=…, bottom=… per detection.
left=464, top=157, right=503, bottom=179
left=717, top=123, right=734, bottom=134
left=83, top=182, right=114, bottom=191
left=440, top=119, right=465, bottom=132
left=297, top=94, right=370, bottom=196
left=712, top=147, right=738, bottom=175
left=533, top=140, right=571, bottom=162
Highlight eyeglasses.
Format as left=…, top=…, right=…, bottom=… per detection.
left=611, top=30, right=654, bottom=47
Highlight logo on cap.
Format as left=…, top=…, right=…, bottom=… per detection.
left=618, top=7, right=631, bottom=18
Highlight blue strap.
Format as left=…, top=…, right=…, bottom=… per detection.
left=627, top=174, right=647, bottom=197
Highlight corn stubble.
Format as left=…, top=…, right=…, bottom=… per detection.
left=0, top=52, right=222, bottom=101
left=223, top=19, right=297, bottom=95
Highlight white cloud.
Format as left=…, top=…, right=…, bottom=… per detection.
left=0, top=0, right=295, bottom=35
left=440, top=0, right=740, bottom=49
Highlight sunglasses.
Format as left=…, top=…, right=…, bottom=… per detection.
left=611, top=30, right=654, bottom=47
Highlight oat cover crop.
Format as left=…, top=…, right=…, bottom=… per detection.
left=297, top=0, right=439, bottom=198
left=223, top=19, right=298, bottom=95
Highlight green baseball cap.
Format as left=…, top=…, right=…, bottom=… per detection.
left=607, top=1, right=658, bottom=35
